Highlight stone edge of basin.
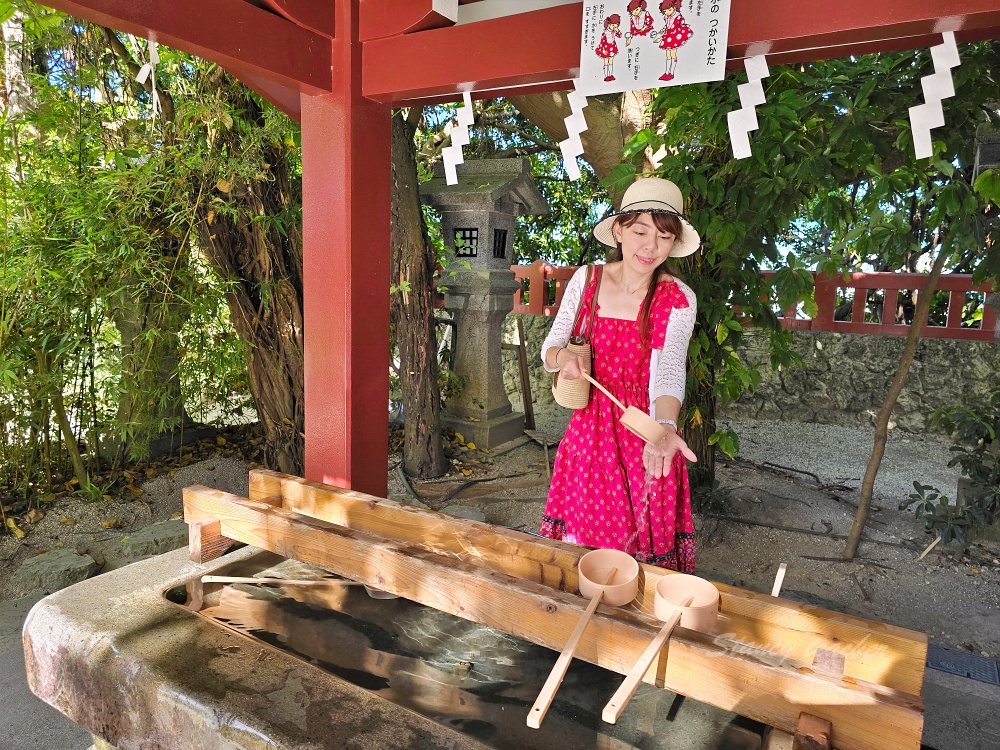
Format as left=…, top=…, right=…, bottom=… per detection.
left=22, top=546, right=492, bottom=750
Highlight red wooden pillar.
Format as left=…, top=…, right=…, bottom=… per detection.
left=301, top=0, right=390, bottom=496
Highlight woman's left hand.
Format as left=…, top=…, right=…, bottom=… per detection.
left=642, top=430, right=697, bottom=478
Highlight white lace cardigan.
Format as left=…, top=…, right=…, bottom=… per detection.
left=541, top=265, right=697, bottom=413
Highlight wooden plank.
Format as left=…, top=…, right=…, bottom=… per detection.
left=249, top=470, right=582, bottom=591
left=248, top=470, right=928, bottom=696
left=794, top=712, right=834, bottom=750
left=188, top=518, right=236, bottom=563
left=183, top=485, right=923, bottom=750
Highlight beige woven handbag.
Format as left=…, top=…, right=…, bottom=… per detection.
left=552, top=266, right=603, bottom=409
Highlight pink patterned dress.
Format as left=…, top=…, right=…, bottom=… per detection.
left=540, top=273, right=695, bottom=573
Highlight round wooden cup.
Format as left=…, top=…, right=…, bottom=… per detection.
left=654, top=574, right=719, bottom=631
left=578, top=549, right=639, bottom=607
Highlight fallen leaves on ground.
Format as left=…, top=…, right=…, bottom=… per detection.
left=5, top=518, right=25, bottom=539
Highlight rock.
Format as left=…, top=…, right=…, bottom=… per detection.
left=12, top=549, right=97, bottom=592
left=121, top=520, right=189, bottom=557
left=441, top=505, right=486, bottom=523
left=389, top=492, right=430, bottom=509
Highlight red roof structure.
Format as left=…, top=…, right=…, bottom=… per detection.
left=35, top=0, right=1000, bottom=495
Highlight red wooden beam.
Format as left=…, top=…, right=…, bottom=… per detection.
left=359, top=0, right=458, bottom=42
left=363, top=4, right=582, bottom=104
left=362, top=0, right=1000, bottom=104
left=42, top=0, right=331, bottom=94
left=258, top=0, right=335, bottom=39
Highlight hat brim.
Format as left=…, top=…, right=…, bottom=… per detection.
left=593, top=202, right=701, bottom=258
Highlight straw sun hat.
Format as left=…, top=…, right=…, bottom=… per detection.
left=593, top=177, right=701, bottom=258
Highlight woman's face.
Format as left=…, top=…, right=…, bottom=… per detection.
left=613, top=213, right=675, bottom=273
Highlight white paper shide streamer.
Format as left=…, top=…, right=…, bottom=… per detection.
left=909, top=32, right=960, bottom=160
left=726, top=55, right=769, bottom=160
left=559, top=82, right=589, bottom=181
left=443, top=91, right=475, bottom=186
left=135, top=37, right=161, bottom=119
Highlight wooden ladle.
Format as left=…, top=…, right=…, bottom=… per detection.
left=601, top=594, right=692, bottom=723
left=603, top=573, right=719, bottom=724
left=579, top=372, right=666, bottom=444
left=528, top=548, right=639, bottom=729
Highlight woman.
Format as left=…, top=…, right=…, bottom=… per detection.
left=652, top=0, right=693, bottom=82
left=539, top=177, right=700, bottom=573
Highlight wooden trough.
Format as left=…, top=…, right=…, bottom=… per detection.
left=183, top=469, right=928, bottom=750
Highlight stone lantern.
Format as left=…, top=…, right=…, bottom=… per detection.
left=421, top=158, right=549, bottom=448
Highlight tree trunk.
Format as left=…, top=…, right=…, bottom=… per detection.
left=842, top=244, right=949, bottom=559
left=509, top=90, right=656, bottom=204
left=391, top=110, right=446, bottom=478
left=35, top=352, right=88, bottom=489
left=684, top=371, right=716, bottom=490
left=111, top=286, right=192, bottom=460
left=193, top=78, right=304, bottom=474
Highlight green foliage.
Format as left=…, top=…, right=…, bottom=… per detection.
left=0, top=4, right=261, bottom=496
left=900, top=482, right=984, bottom=546
left=611, top=45, right=1000, bottom=461
left=900, top=384, right=1000, bottom=547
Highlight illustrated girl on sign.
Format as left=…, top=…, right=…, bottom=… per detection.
left=625, top=0, right=654, bottom=46
left=651, top=0, right=693, bottom=81
left=595, top=14, right=622, bottom=82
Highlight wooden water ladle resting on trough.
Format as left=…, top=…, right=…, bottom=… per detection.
left=603, top=573, right=720, bottom=723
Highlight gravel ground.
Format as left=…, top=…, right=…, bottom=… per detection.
left=719, top=417, right=963, bottom=503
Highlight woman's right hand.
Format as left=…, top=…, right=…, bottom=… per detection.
left=555, top=348, right=585, bottom=380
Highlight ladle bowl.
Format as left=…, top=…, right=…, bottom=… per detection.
left=578, top=548, right=640, bottom=606
left=580, top=373, right=666, bottom=445
left=654, top=573, right=720, bottom=631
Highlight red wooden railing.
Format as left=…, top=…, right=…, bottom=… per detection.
left=511, top=261, right=997, bottom=341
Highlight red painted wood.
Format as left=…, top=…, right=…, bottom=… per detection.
left=259, top=0, right=335, bottom=38
left=728, top=0, right=1000, bottom=62
left=359, top=0, right=457, bottom=41
left=42, top=0, right=331, bottom=95
left=516, top=266, right=996, bottom=340
left=946, top=290, right=965, bottom=329
left=302, top=0, right=391, bottom=497
left=362, top=0, right=1000, bottom=104
left=363, top=4, right=583, bottom=105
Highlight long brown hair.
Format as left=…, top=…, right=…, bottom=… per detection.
left=606, top=211, right=683, bottom=345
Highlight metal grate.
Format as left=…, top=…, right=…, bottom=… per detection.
left=926, top=643, right=1000, bottom=685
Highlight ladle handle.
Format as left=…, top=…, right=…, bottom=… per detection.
left=601, top=595, right=694, bottom=724
left=579, top=372, right=628, bottom=413
left=527, top=567, right=618, bottom=729
left=202, top=576, right=363, bottom=587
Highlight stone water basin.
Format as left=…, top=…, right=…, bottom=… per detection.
left=24, top=546, right=757, bottom=749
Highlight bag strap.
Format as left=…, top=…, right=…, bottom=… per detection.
left=584, top=265, right=603, bottom=342
left=569, top=265, right=593, bottom=342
